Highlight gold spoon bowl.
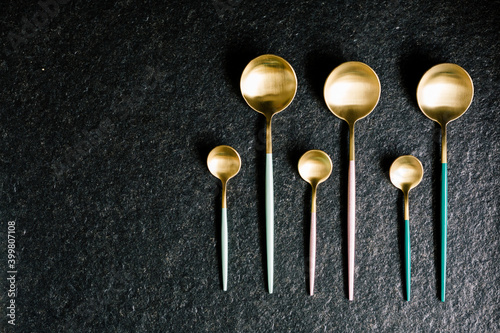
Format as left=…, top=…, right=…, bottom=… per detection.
left=207, top=145, right=241, bottom=190
left=298, top=150, right=333, bottom=207
left=241, top=54, right=297, bottom=122
left=324, top=61, right=381, bottom=129
left=417, top=63, right=474, bottom=127
left=390, top=155, right=424, bottom=195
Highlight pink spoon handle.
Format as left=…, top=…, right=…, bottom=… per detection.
left=348, top=160, right=355, bottom=300
left=309, top=211, right=317, bottom=295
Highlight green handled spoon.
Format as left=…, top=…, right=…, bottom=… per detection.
left=241, top=54, right=297, bottom=294
left=417, top=64, right=474, bottom=301
left=390, top=155, right=424, bottom=301
left=207, top=145, right=241, bottom=291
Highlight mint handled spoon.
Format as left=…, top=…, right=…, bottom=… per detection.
left=298, top=150, right=333, bottom=296
left=207, top=145, right=241, bottom=291
left=417, top=64, right=474, bottom=301
left=241, top=54, right=297, bottom=294
left=390, top=155, right=424, bottom=301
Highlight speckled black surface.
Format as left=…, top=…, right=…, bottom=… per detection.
left=0, top=0, right=499, bottom=332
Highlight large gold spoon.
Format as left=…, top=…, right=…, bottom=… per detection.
left=241, top=54, right=297, bottom=294
left=324, top=61, right=381, bottom=300
left=390, top=155, right=424, bottom=301
left=298, top=150, right=333, bottom=296
left=417, top=63, right=473, bottom=302
left=207, top=145, right=242, bottom=291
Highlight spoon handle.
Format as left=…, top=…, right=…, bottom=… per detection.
left=309, top=211, right=317, bottom=296
left=404, top=218, right=411, bottom=301
left=221, top=207, right=228, bottom=291
left=348, top=160, right=355, bottom=301
left=403, top=191, right=411, bottom=301
left=266, top=153, right=274, bottom=294
left=441, top=162, right=448, bottom=302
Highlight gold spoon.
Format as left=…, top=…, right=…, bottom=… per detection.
left=417, top=63, right=473, bottom=302
left=390, top=155, right=424, bottom=301
left=298, top=150, right=333, bottom=296
left=207, top=145, right=242, bottom=291
left=324, top=61, right=381, bottom=300
left=241, top=54, right=297, bottom=294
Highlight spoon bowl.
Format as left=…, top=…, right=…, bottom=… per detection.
left=241, top=54, right=297, bottom=119
left=207, top=145, right=241, bottom=183
left=389, top=155, right=424, bottom=301
left=207, top=145, right=241, bottom=291
left=390, top=155, right=424, bottom=193
left=240, top=54, right=297, bottom=294
left=417, top=63, right=474, bottom=126
left=298, top=150, right=333, bottom=187
left=298, top=150, right=333, bottom=296
left=324, top=61, right=381, bottom=126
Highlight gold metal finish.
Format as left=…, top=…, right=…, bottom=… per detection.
left=298, top=150, right=333, bottom=213
left=241, top=54, right=298, bottom=153
left=390, top=155, right=424, bottom=220
left=324, top=61, right=381, bottom=161
left=417, top=64, right=474, bottom=163
left=207, top=145, right=241, bottom=208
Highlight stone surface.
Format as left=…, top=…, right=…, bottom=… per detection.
left=0, top=0, right=499, bottom=331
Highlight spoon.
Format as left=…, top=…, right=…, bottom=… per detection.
left=390, top=155, right=424, bottom=301
left=417, top=63, right=474, bottom=302
left=298, top=150, right=333, bottom=296
left=207, top=145, right=242, bottom=291
left=241, top=54, right=297, bottom=294
left=323, top=61, right=381, bottom=300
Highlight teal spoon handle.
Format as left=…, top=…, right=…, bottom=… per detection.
left=404, top=219, right=411, bottom=301
left=441, top=162, right=448, bottom=302
left=266, top=153, right=274, bottom=294
left=221, top=207, right=228, bottom=291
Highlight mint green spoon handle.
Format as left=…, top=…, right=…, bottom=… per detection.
left=441, top=162, right=448, bottom=302
left=266, top=153, right=274, bottom=294
left=221, top=207, right=228, bottom=291
left=404, top=219, right=411, bottom=301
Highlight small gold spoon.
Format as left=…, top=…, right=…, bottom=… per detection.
left=417, top=63, right=473, bottom=302
left=298, top=150, right=333, bottom=296
left=390, top=155, right=424, bottom=301
left=207, top=145, right=241, bottom=291
left=241, top=54, right=297, bottom=294
left=324, top=61, right=381, bottom=300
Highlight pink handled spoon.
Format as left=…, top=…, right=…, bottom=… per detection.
left=324, top=62, right=380, bottom=300
left=298, top=150, right=333, bottom=295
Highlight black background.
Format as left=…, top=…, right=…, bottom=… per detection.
left=1, top=0, right=499, bottom=332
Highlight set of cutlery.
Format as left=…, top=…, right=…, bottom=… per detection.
left=208, top=55, right=474, bottom=301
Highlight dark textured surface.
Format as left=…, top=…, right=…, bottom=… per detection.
left=1, top=0, right=499, bottom=331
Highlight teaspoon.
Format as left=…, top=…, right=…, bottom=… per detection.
left=298, top=150, right=333, bottom=296
left=390, top=155, right=424, bottom=301
left=207, top=145, right=242, bottom=291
